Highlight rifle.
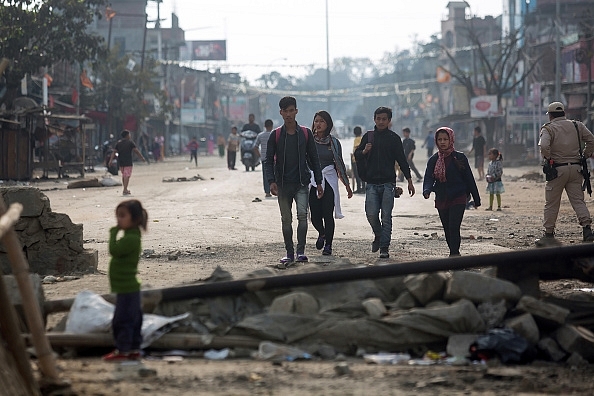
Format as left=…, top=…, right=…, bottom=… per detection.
left=572, top=121, right=592, bottom=196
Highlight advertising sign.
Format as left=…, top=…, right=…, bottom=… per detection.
left=189, top=40, right=227, bottom=61
left=181, top=108, right=206, bottom=124
left=470, top=95, right=498, bottom=118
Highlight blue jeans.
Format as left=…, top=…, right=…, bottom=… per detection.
left=112, top=291, right=143, bottom=352
left=365, top=183, right=395, bottom=248
left=277, top=183, right=309, bottom=255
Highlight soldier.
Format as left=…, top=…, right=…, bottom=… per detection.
left=536, top=101, right=594, bottom=246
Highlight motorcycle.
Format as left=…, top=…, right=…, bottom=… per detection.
left=239, top=130, right=261, bottom=171
left=101, top=138, right=118, bottom=176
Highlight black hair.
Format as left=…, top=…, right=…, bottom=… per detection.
left=488, top=147, right=503, bottom=161
left=121, top=129, right=131, bottom=139
left=374, top=106, right=392, bottom=120
left=116, top=199, right=148, bottom=231
left=231, top=126, right=237, bottom=131
left=264, top=119, right=273, bottom=128
left=402, top=127, right=411, bottom=133
left=279, top=96, right=297, bottom=110
left=312, top=110, right=334, bottom=136
left=474, top=126, right=481, bottom=134
left=353, top=126, right=362, bottom=136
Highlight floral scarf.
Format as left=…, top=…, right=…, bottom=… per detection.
left=433, top=127, right=455, bottom=182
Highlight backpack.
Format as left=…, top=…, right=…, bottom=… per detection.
left=357, top=130, right=374, bottom=183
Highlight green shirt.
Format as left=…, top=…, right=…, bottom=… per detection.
left=108, top=227, right=142, bottom=294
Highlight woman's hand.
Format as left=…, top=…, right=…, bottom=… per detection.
left=423, top=193, right=430, bottom=199
left=346, top=185, right=353, bottom=199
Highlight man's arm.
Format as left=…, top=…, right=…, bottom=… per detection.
left=353, top=134, right=368, bottom=162
left=133, top=147, right=146, bottom=162
left=580, top=123, right=594, bottom=158
left=539, top=126, right=552, bottom=159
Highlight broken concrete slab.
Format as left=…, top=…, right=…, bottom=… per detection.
left=269, top=292, right=319, bottom=315
left=392, top=291, right=419, bottom=310
left=537, top=337, right=566, bottom=362
left=403, top=272, right=448, bottom=305
left=362, top=298, right=387, bottom=319
left=505, top=313, right=540, bottom=345
left=0, top=187, right=51, bottom=217
left=477, top=300, right=507, bottom=328
left=444, top=271, right=522, bottom=303
left=555, top=325, right=594, bottom=361
left=516, top=295, right=570, bottom=327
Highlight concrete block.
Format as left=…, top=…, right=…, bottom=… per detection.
left=393, top=290, right=419, bottom=310
left=537, top=337, right=566, bottom=362
left=0, top=187, right=51, bottom=217
left=505, top=313, right=540, bottom=345
left=447, top=334, right=478, bottom=357
left=269, top=291, right=319, bottom=315
left=477, top=300, right=507, bottom=328
left=555, top=325, right=594, bottom=362
left=444, top=271, right=522, bottom=303
left=362, top=298, right=387, bottom=318
left=404, top=272, right=448, bottom=305
left=516, top=295, right=570, bottom=326
left=566, top=352, right=589, bottom=367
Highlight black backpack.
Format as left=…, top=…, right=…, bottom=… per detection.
left=357, top=130, right=374, bottom=183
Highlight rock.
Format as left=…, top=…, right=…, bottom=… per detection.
left=362, top=298, right=387, bottom=318
left=515, top=295, right=570, bottom=327
left=505, top=313, right=540, bottom=345
left=317, top=344, right=336, bottom=360
left=555, top=325, right=594, bottom=361
left=444, top=271, right=522, bottom=303
left=334, top=362, right=350, bottom=376
left=425, top=300, right=449, bottom=308
left=447, top=334, right=478, bottom=357
left=0, top=187, right=51, bottom=217
left=477, top=300, right=507, bottom=328
left=269, top=292, right=319, bottom=315
left=403, top=272, right=448, bottom=305
left=537, top=337, right=566, bottom=362
left=566, top=352, right=589, bottom=367
left=393, top=291, right=419, bottom=310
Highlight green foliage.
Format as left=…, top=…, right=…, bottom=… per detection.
left=0, top=0, right=108, bottom=107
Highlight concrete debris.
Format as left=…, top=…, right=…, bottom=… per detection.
left=404, top=272, right=448, bottom=305
left=362, top=298, right=387, bottom=318
left=555, top=325, right=594, bottom=361
left=446, top=334, right=478, bottom=358
left=505, top=313, right=540, bottom=345
left=269, top=292, right=319, bottom=315
left=444, top=271, right=522, bottom=303
left=392, top=291, right=419, bottom=310
left=537, top=337, right=567, bottom=362
left=516, top=295, right=570, bottom=326
left=0, top=187, right=97, bottom=275
left=566, top=352, right=589, bottom=367
left=477, top=300, right=507, bottom=328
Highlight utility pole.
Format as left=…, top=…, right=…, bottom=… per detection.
left=554, top=0, right=561, bottom=100
left=325, top=0, right=331, bottom=113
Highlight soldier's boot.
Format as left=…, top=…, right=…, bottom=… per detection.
left=535, top=232, right=562, bottom=247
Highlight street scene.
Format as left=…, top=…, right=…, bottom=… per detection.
left=2, top=0, right=594, bottom=395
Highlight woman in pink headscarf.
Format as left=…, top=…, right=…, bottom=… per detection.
left=422, top=127, right=481, bottom=257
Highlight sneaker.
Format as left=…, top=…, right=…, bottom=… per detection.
left=265, top=193, right=272, bottom=198
left=316, top=235, right=325, bottom=250
left=296, top=253, right=309, bottom=262
left=379, top=248, right=389, bottom=259
left=279, top=254, right=295, bottom=264
left=128, top=350, right=142, bottom=360
left=496, top=207, right=502, bottom=211
left=485, top=207, right=492, bottom=211
left=102, top=349, right=132, bottom=362
left=371, top=237, right=380, bottom=253
left=322, top=245, right=332, bottom=256
left=535, top=233, right=561, bottom=247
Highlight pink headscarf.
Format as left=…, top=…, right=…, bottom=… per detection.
left=433, top=127, right=455, bottom=182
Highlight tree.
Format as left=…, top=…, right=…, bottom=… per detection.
left=0, top=0, right=108, bottom=109
left=441, top=26, right=541, bottom=146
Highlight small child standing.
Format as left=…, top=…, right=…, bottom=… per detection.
left=485, top=148, right=505, bottom=211
left=187, top=136, right=199, bottom=167
left=103, top=200, right=148, bottom=361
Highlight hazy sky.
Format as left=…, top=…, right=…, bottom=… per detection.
left=148, top=0, right=504, bottom=82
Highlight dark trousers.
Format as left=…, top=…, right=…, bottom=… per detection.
left=437, top=204, right=466, bottom=256
left=399, top=157, right=423, bottom=181
left=190, top=149, right=197, bottom=166
left=227, top=150, right=236, bottom=169
left=351, top=159, right=365, bottom=191
left=309, top=181, right=335, bottom=246
left=262, top=160, right=270, bottom=194
left=112, top=291, right=143, bottom=352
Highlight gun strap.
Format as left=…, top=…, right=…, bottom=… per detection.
left=572, top=120, right=584, bottom=157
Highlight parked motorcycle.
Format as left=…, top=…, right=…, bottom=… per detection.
left=240, top=130, right=260, bottom=172
left=101, top=138, right=118, bottom=176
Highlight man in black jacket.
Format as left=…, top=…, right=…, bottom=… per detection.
left=265, top=96, right=323, bottom=267
left=354, top=107, right=415, bottom=258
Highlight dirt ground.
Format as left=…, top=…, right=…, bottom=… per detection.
left=20, top=144, right=594, bottom=395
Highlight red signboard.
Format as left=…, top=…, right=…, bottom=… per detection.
left=190, top=40, right=227, bottom=61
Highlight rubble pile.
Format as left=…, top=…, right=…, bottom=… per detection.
left=0, top=187, right=97, bottom=275
left=150, top=266, right=594, bottom=364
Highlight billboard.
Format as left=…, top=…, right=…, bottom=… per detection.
left=470, top=95, right=498, bottom=118
left=189, top=40, right=227, bottom=61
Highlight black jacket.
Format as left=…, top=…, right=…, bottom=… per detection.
left=422, top=151, right=481, bottom=207
left=264, top=124, right=323, bottom=187
left=353, top=128, right=411, bottom=184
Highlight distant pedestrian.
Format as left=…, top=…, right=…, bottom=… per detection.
left=227, top=127, right=239, bottom=170
left=468, top=126, right=486, bottom=180
left=102, top=199, right=147, bottom=362
left=152, top=137, right=161, bottom=162
left=242, top=113, right=262, bottom=133
left=485, top=148, right=505, bottom=211
left=264, top=96, right=323, bottom=266
left=421, top=130, right=435, bottom=157
left=217, top=134, right=226, bottom=158
left=187, top=136, right=199, bottom=167
left=309, top=110, right=353, bottom=256
left=109, top=130, right=146, bottom=196
left=138, top=132, right=150, bottom=164
left=255, top=119, right=274, bottom=197
left=207, top=134, right=215, bottom=156
left=422, top=127, right=480, bottom=257
left=351, top=126, right=365, bottom=193
left=399, top=127, right=423, bottom=182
